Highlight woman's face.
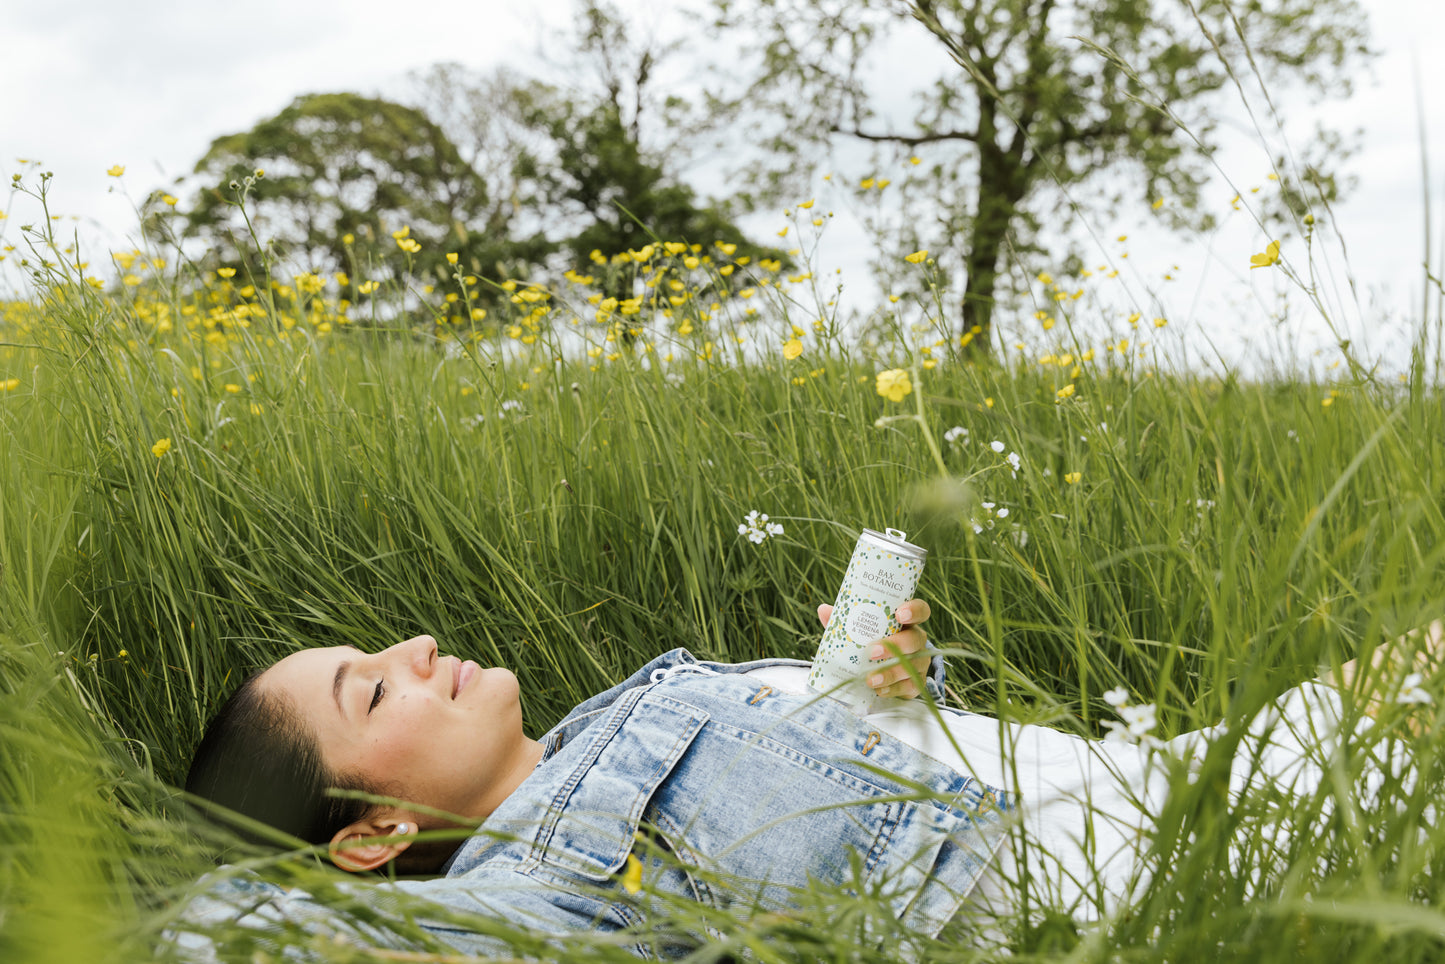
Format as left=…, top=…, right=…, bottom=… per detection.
left=260, top=635, right=531, bottom=823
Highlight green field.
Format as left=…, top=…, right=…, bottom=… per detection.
left=1, top=197, right=1443, bottom=962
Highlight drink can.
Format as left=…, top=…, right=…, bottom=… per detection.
left=808, top=528, right=927, bottom=711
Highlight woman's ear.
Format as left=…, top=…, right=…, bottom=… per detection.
left=328, top=817, right=414, bottom=873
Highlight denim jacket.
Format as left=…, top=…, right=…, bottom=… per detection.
left=174, top=650, right=1011, bottom=960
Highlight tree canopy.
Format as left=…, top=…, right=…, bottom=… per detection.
left=183, top=92, right=530, bottom=291
left=707, top=0, right=1374, bottom=352
left=178, top=13, right=777, bottom=321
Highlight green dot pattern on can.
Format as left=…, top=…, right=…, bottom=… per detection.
left=809, top=542, right=925, bottom=691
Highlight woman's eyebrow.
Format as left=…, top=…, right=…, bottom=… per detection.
left=333, top=660, right=351, bottom=718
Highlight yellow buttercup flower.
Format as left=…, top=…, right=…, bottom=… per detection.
left=1064, top=471, right=1082, bottom=484
left=107, top=165, right=125, bottom=177
left=391, top=225, right=411, bottom=240
left=151, top=438, right=172, bottom=458
left=904, top=250, right=928, bottom=264
left=782, top=338, right=804, bottom=360
left=1249, top=240, right=1281, bottom=269
left=1, top=378, right=20, bottom=392
left=446, top=252, right=459, bottom=265
left=621, top=854, right=643, bottom=895
left=875, top=368, right=912, bottom=403
left=162, top=194, right=178, bottom=206
left=1056, top=383, right=1076, bottom=400
left=397, top=238, right=421, bottom=253
left=798, top=198, right=814, bottom=209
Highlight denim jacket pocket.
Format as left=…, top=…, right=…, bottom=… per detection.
left=531, top=689, right=710, bottom=881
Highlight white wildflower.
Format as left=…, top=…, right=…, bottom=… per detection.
left=1101, top=687, right=1162, bottom=748
left=666, top=372, right=685, bottom=387
left=1006, top=451, right=1021, bottom=477
left=944, top=426, right=969, bottom=446
left=738, top=510, right=784, bottom=544
left=971, top=500, right=1010, bottom=534
left=1397, top=673, right=1432, bottom=705
left=1121, top=702, right=1158, bottom=736
left=990, top=440, right=1005, bottom=453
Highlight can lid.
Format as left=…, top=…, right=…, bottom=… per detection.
left=860, top=527, right=927, bottom=559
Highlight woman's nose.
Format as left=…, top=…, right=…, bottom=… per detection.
left=388, top=634, right=437, bottom=675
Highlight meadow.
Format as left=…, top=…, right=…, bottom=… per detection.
left=1, top=173, right=1444, bottom=962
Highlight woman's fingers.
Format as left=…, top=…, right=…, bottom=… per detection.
left=866, top=601, right=934, bottom=698
left=895, top=599, right=931, bottom=628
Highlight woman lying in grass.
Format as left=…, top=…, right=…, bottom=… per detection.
left=179, top=605, right=1440, bottom=958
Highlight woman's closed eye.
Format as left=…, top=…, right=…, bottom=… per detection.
left=368, top=680, right=385, bottom=713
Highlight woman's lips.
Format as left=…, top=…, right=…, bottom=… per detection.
left=454, top=659, right=479, bottom=698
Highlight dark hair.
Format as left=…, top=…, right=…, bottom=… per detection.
left=185, top=671, right=378, bottom=847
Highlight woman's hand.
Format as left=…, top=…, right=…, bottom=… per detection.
left=817, top=599, right=934, bottom=699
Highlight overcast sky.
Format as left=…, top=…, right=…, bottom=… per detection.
left=2, top=0, right=1440, bottom=375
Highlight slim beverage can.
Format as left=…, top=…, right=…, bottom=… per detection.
left=808, top=527, right=927, bottom=711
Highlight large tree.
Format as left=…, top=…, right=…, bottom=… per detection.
left=182, top=92, right=538, bottom=291
left=707, top=0, right=1373, bottom=352
left=411, top=4, right=778, bottom=281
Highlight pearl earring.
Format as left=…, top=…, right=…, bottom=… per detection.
left=396, top=823, right=409, bottom=835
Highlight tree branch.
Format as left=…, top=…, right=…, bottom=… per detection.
left=828, top=125, right=977, bottom=146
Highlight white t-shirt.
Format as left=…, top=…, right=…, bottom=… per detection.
left=742, top=665, right=1355, bottom=923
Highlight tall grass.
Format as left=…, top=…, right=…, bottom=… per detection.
left=1, top=166, right=1444, bottom=960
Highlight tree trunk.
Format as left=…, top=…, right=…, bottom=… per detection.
left=960, top=218, right=1005, bottom=360
left=960, top=134, right=1028, bottom=361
